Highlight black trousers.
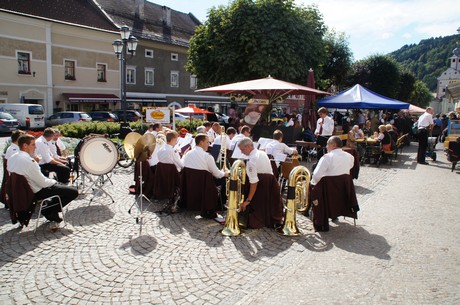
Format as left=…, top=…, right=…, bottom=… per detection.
left=35, top=184, right=78, bottom=220
left=417, top=129, right=428, bottom=163
left=316, top=135, right=330, bottom=160
left=40, top=163, right=71, bottom=184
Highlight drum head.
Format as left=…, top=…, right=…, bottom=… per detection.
left=79, top=137, right=118, bottom=175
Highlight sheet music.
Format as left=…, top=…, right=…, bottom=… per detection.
left=257, top=137, right=276, bottom=150
left=231, top=144, right=249, bottom=160
left=174, top=133, right=193, bottom=151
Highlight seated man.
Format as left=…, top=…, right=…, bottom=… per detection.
left=5, top=130, right=26, bottom=160
left=230, top=125, right=251, bottom=150
left=265, top=129, right=298, bottom=167
left=144, top=123, right=162, bottom=136
left=7, top=134, right=78, bottom=228
left=155, top=131, right=183, bottom=212
left=310, top=136, right=358, bottom=231
left=239, top=137, right=283, bottom=229
left=50, top=129, right=67, bottom=157
left=35, top=128, right=71, bottom=183
left=181, top=134, right=228, bottom=222
left=207, top=122, right=220, bottom=143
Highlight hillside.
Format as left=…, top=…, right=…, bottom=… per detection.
left=389, top=34, right=460, bottom=92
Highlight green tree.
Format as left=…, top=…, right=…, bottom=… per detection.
left=319, top=30, right=353, bottom=91
left=409, top=80, right=432, bottom=107
left=186, top=0, right=327, bottom=88
left=348, top=54, right=401, bottom=98
left=397, top=72, right=416, bottom=102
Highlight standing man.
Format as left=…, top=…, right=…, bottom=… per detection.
left=238, top=137, right=283, bottom=229
left=417, top=107, right=434, bottom=165
left=7, top=134, right=78, bottom=227
left=314, top=107, right=334, bottom=160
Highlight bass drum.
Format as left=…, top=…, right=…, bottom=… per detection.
left=79, top=136, right=118, bottom=175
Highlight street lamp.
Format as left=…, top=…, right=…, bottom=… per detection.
left=112, top=25, right=138, bottom=123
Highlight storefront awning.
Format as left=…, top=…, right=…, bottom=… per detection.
left=63, top=93, right=120, bottom=103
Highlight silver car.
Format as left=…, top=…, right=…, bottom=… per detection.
left=0, top=112, right=20, bottom=133
left=46, top=111, right=92, bottom=126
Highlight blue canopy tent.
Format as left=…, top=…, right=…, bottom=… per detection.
left=318, top=84, right=409, bottom=109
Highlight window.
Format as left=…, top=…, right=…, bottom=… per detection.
left=171, top=53, right=178, bottom=61
left=145, top=49, right=154, bottom=58
left=17, top=52, right=31, bottom=74
left=145, top=68, right=154, bottom=86
left=97, top=64, right=107, bottom=82
left=170, top=71, right=179, bottom=87
left=190, top=75, right=197, bottom=89
left=65, top=60, right=76, bottom=80
left=126, top=66, right=136, bottom=84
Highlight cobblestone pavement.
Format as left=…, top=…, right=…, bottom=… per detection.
left=0, top=141, right=459, bottom=304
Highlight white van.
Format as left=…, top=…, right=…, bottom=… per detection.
left=0, top=103, right=45, bottom=129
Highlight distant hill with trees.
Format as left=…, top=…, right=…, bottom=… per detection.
left=389, top=34, right=460, bottom=91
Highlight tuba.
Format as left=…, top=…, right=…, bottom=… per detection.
left=221, top=160, right=246, bottom=236
left=279, top=165, right=310, bottom=236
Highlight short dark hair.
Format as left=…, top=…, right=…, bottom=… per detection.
left=43, top=127, right=54, bottom=138
left=18, top=134, right=35, bottom=148
left=152, top=123, right=161, bottom=130
left=241, top=125, right=250, bottom=135
left=195, top=133, right=208, bottom=146
left=226, top=127, right=237, bottom=136
left=273, top=129, right=283, bottom=140
left=166, top=131, right=178, bottom=143
left=203, top=121, right=211, bottom=128
left=11, top=130, right=25, bottom=143
left=328, top=136, right=342, bottom=148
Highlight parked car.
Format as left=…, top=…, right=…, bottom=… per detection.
left=0, top=103, right=45, bottom=129
left=112, top=110, right=143, bottom=122
left=0, top=112, right=20, bottom=133
left=46, top=111, right=92, bottom=126
left=88, top=111, right=118, bottom=122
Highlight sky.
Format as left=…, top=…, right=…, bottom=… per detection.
left=148, top=0, right=459, bottom=61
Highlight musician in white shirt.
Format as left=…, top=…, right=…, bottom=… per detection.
left=265, top=130, right=297, bottom=167
left=157, top=131, right=184, bottom=172
left=4, top=130, right=25, bottom=160
left=311, top=136, right=354, bottom=185
left=144, top=123, right=162, bottom=137
left=314, top=107, right=335, bottom=159
left=207, top=122, right=220, bottom=143
left=230, top=125, right=251, bottom=150
left=183, top=134, right=227, bottom=179
left=35, top=128, right=70, bottom=183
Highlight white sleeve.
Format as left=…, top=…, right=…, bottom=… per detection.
left=173, top=151, right=184, bottom=170
left=27, top=160, right=57, bottom=190
left=206, top=154, right=224, bottom=178
left=35, top=142, right=53, bottom=164
left=311, top=155, right=330, bottom=185
left=246, top=157, right=259, bottom=184
left=282, top=143, right=295, bottom=155
left=323, top=117, right=335, bottom=135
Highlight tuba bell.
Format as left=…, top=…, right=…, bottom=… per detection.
left=278, top=165, right=310, bottom=236
left=221, top=160, right=246, bottom=236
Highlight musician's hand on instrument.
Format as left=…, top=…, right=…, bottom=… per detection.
left=293, top=150, right=299, bottom=155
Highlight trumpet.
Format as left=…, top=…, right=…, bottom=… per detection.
left=221, top=160, right=246, bottom=236
left=219, top=126, right=229, bottom=171
left=279, top=165, right=310, bottom=236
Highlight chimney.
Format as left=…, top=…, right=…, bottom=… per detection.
left=162, top=6, right=171, bottom=28
left=135, top=0, right=144, bottom=20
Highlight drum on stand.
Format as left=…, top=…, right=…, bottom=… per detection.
left=77, top=135, right=117, bottom=203
left=79, top=136, right=118, bottom=175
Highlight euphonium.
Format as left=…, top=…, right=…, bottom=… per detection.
left=279, top=165, right=310, bottom=236
left=221, top=160, right=246, bottom=236
left=219, top=126, right=228, bottom=171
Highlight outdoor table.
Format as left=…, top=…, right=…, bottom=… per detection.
left=295, top=141, right=320, bottom=149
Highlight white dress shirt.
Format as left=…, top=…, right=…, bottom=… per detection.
left=5, top=143, right=20, bottom=160
left=418, top=112, right=434, bottom=129
left=35, top=136, right=53, bottom=165
left=183, top=146, right=224, bottom=179
left=314, top=115, right=334, bottom=136
left=7, top=151, right=56, bottom=193
left=311, top=148, right=354, bottom=185
left=207, top=129, right=218, bottom=143
left=147, top=141, right=165, bottom=167
left=246, top=148, right=273, bottom=184
left=49, top=140, right=59, bottom=157
left=56, top=138, right=66, bottom=151
left=265, top=141, right=296, bottom=166
left=157, top=144, right=184, bottom=172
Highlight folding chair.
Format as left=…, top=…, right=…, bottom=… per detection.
left=35, top=195, right=65, bottom=231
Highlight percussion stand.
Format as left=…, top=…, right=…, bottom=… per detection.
left=87, top=173, right=115, bottom=204
left=128, top=162, right=152, bottom=234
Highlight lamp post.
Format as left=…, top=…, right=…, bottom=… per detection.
left=112, top=25, right=138, bottom=123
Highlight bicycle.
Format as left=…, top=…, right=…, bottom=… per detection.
left=110, top=133, right=134, bottom=168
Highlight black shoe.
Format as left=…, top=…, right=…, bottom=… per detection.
left=274, top=223, right=283, bottom=230
left=47, top=214, right=63, bottom=223
left=418, top=161, right=429, bottom=165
